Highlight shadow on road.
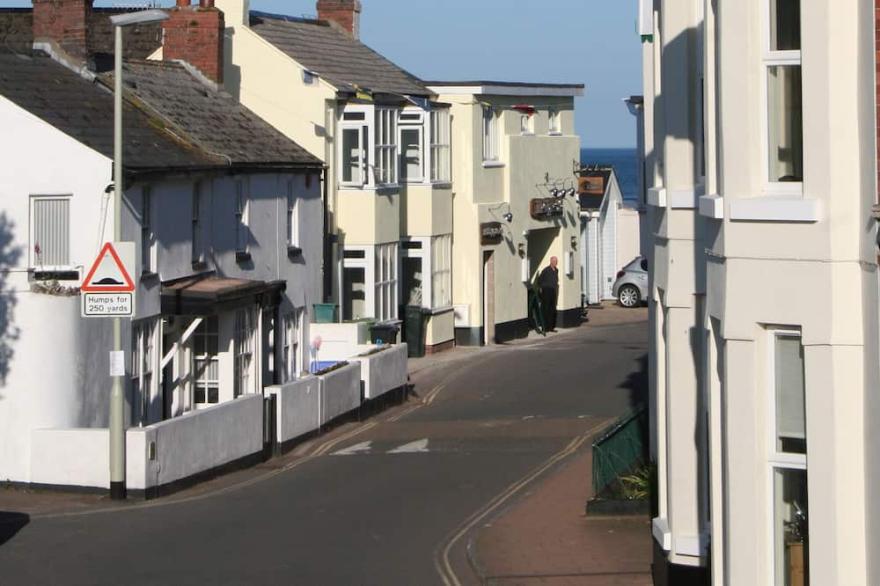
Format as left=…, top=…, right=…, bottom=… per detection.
left=621, top=353, right=648, bottom=412
left=0, top=511, right=29, bottom=547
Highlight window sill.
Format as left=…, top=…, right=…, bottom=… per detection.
left=698, top=195, right=724, bottom=220
left=421, top=305, right=454, bottom=316
left=728, top=197, right=820, bottom=223
left=31, top=269, right=79, bottom=282
left=652, top=517, right=672, bottom=551
left=482, top=161, right=505, bottom=169
left=548, top=131, right=563, bottom=136
left=235, top=251, right=252, bottom=263
left=431, top=181, right=453, bottom=189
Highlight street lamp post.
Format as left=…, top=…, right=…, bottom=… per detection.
left=109, top=9, right=168, bottom=501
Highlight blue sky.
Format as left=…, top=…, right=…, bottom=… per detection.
left=1, top=0, right=642, bottom=148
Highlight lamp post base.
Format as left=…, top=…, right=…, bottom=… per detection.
left=110, top=481, right=126, bottom=501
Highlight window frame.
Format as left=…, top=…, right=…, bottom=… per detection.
left=281, top=308, right=304, bottom=382
left=29, top=194, right=72, bottom=271
left=191, top=181, right=204, bottom=265
left=286, top=179, right=300, bottom=250
left=192, top=316, right=220, bottom=409
left=375, top=242, right=399, bottom=322
left=548, top=108, right=562, bottom=135
left=761, top=0, right=803, bottom=195
left=398, top=109, right=425, bottom=184
left=234, top=178, right=249, bottom=255
left=342, top=245, right=374, bottom=321
left=482, top=106, right=500, bottom=163
left=374, top=107, right=398, bottom=187
left=141, top=186, right=157, bottom=275
left=766, top=328, right=809, bottom=586
left=234, top=307, right=257, bottom=398
left=430, top=234, right=452, bottom=309
left=339, top=121, right=368, bottom=188
left=429, top=109, right=451, bottom=183
left=131, top=318, right=158, bottom=425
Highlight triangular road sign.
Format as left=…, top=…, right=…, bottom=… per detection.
left=82, top=242, right=136, bottom=293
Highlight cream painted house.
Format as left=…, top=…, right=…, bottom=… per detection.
left=426, top=83, right=583, bottom=344
left=641, top=0, right=879, bottom=584
left=198, top=0, right=456, bottom=352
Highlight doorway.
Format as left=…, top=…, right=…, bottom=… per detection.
left=482, top=250, right=495, bottom=345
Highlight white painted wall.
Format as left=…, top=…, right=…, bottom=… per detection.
left=266, top=375, right=321, bottom=443
left=319, top=362, right=361, bottom=425
left=0, top=97, right=115, bottom=483
left=0, top=90, right=323, bottom=484
left=351, top=344, right=408, bottom=400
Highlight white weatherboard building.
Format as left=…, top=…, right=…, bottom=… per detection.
left=577, top=167, right=641, bottom=305
left=640, top=0, right=879, bottom=584
left=0, top=12, right=323, bottom=488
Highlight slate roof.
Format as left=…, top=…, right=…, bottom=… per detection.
left=0, top=8, right=162, bottom=64
left=0, top=51, right=320, bottom=174
left=248, top=11, right=431, bottom=98
left=108, top=60, right=321, bottom=168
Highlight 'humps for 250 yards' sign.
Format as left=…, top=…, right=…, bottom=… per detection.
left=80, top=242, right=136, bottom=318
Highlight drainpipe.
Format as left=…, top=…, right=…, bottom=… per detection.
left=322, top=165, right=332, bottom=302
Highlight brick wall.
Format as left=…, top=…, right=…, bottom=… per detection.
left=32, top=0, right=92, bottom=58
left=317, top=0, right=361, bottom=38
left=162, top=3, right=224, bottom=83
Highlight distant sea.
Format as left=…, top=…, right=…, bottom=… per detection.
left=581, top=148, right=639, bottom=205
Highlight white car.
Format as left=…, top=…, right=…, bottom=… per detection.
left=612, top=256, right=649, bottom=308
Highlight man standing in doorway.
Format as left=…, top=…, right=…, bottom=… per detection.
left=538, top=256, right=559, bottom=332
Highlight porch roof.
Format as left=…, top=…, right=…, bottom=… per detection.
left=161, top=274, right=285, bottom=316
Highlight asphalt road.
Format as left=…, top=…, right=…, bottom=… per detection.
left=0, top=316, right=647, bottom=586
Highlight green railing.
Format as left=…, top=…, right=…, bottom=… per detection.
left=592, top=405, right=649, bottom=496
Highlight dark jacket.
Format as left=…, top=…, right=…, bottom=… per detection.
left=538, top=265, right=559, bottom=289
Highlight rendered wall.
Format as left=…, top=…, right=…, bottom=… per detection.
left=319, top=361, right=361, bottom=424
left=267, top=375, right=321, bottom=443
left=352, top=344, right=407, bottom=400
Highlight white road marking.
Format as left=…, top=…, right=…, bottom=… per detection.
left=331, top=441, right=372, bottom=456
left=388, top=438, right=430, bottom=454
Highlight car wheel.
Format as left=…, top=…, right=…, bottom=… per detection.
left=618, top=285, right=641, bottom=308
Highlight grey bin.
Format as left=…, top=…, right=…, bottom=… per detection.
left=369, top=322, right=400, bottom=346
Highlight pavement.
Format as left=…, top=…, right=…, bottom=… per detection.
left=0, top=302, right=651, bottom=585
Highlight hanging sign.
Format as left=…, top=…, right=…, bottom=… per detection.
left=480, top=222, right=504, bottom=245
left=81, top=242, right=136, bottom=318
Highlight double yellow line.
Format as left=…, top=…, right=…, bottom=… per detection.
left=433, top=420, right=607, bottom=586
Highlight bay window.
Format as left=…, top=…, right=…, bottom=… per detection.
left=764, top=0, right=802, bottom=186
left=769, top=330, right=809, bottom=586
left=430, top=109, right=451, bottom=182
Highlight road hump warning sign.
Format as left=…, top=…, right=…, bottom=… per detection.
left=82, top=242, right=136, bottom=293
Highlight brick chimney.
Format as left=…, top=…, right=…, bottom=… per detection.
left=317, top=0, right=361, bottom=39
left=163, top=0, right=225, bottom=84
left=32, top=0, right=93, bottom=59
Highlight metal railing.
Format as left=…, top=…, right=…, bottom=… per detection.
left=591, top=405, right=649, bottom=496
